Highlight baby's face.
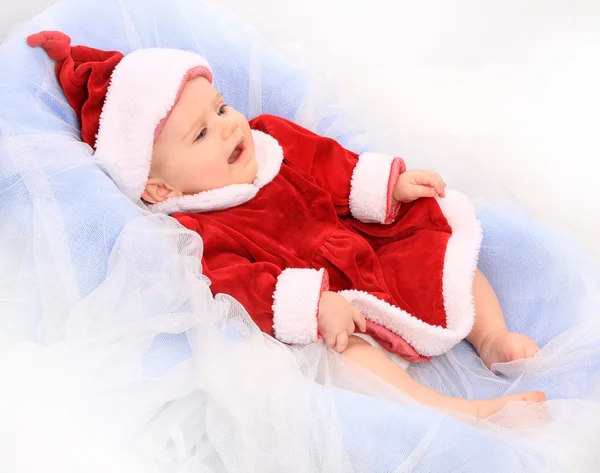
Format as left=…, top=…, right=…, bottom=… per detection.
left=147, top=77, right=257, bottom=201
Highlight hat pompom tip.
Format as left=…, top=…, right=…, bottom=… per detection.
left=26, top=31, right=72, bottom=61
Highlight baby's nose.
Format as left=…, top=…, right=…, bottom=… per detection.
left=221, top=121, right=239, bottom=140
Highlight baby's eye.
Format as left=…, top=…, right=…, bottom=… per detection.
left=195, top=128, right=207, bottom=142
left=218, top=104, right=228, bottom=116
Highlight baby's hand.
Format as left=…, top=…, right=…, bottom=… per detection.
left=393, top=169, right=446, bottom=204
left=318, top=291, right=367, bottom=353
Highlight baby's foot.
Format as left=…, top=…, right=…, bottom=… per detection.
left=473, top=391, right=546, bottom=418
left=478, top=330, right=540, bottom=370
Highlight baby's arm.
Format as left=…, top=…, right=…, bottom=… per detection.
left=250, top=115, right=406, bottom=224
left=175, top=213, right=327, bottom=345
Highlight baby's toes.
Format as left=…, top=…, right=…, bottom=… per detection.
left=524, top=342, right=540, bottom=359
left=506, top=339, right=539, bottom=362
left=505, top=345, right=528, bottom=362
left=521, top=390, right=546, bottom=403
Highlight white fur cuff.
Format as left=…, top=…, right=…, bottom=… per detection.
left=349, top=152, right=398, bottom=224
left=272, top=268, right=327, bottom=345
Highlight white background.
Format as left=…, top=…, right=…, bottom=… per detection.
left=0, top=0, right=57, bottom=40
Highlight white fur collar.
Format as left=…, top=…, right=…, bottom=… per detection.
left=147, top=130, right=283, bottom=214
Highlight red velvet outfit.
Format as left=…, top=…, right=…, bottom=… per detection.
left=173, top=115, right=482, bottom=362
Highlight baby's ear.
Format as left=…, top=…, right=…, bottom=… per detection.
left=141, top=177, right=183, bottom=204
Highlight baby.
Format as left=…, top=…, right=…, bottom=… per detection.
left=29, top=31, right=545, bottom=417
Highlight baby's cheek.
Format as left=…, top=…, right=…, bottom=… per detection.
left=203, top=163, right=231, bottom=191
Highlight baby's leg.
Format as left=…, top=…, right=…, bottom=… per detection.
left=467, top=269, right=540, bottom=369
left=342, top=336, right=545, bottom=418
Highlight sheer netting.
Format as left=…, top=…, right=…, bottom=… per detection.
left=1, top=0, right=600, bottom=472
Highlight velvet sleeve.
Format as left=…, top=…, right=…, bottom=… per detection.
left=174, top=213, right=329, bottom=345
left=250, top=114, right=406, bottom=224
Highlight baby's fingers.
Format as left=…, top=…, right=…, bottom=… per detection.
left=420, top=172, right=445, bottom=197
left=435, top=176, right=446, bottom=197
left=323, top=334, right=336, bottom=349
left=411, top=185, right=437, bottom=199
left=437, top=177, right=446, bottom=197
left=334, top=332, right=349, bottom=353
left=353, top=309, right=367, bottom=333
left=347, top=320, right=356, bottom=335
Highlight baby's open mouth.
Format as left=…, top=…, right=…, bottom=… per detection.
left=228, top=139, right=245, bottom=164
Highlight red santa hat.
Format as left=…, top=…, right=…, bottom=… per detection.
left=27, top=31, right=213, bottom=201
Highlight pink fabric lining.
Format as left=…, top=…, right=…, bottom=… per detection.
left=384, top=157, right=406, bottom=223
left=315, top=269, right=331, bottom=340
left=365, top=321, right=430, bottom=363
left=153, top=65, right=213, bottom=142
